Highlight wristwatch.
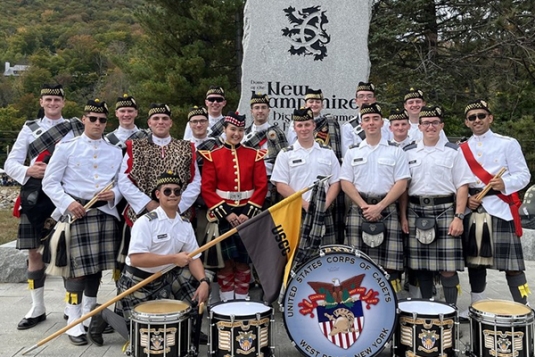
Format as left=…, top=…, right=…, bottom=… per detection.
left=454, top=213, right=465, bottom=220
left=199, top=277, right=211, bottom=286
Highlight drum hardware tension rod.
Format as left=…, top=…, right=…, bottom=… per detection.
left=23, top=226, right=240, bottom=355
left=439, top=313, right=444, bottom=357
left=411, top=314, right=417, bottom=356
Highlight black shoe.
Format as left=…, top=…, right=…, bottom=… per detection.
left=68, top=334, right=88, bottom=346
left=87, top=305, right=107, bottom=346
left=459, top=316, right=469, bottom=323
left=102, top=324, right=114, bottom=334
left=17, top=313, right=46, bottom=330
left=63, top=313, right=68, bottom=320
left=199, top=331, right=208, bottom=345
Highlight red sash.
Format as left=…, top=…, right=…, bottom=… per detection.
left=459, top=142, right=523, bottom=237
left=12, top=149, right=51, bottom=218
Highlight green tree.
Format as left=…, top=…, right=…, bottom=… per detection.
left=128, top=0, right=244, bottom=133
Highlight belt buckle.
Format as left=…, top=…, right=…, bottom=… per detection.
left=229, top=192, right=241, bottom=201
left=423, top=197, right=431, bottom=205
left=370, top=198, right=379, bottom=204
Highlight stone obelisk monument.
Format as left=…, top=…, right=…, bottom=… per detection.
left=238, top=1, right=372, bottom=131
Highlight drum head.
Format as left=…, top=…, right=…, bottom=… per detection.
left=211, top=300, right=271, bottom=317
left=472, top=299, right=532, bottom=316
left=283, top=247, right=397, bottom=356
left=134, top=299, right=190, bottom=315
left=399, top=299, right=456, bottom=316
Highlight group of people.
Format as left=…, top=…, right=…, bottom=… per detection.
left=4, top=81, right=531, bottom=351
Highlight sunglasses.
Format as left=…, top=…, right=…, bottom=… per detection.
left=206, top=97, right=225, bottom=103
left=467, top=113, right=488, bottom=121
left=162, top=188, right=181, bottom=197
left=87, top=116, right=108, bottom=124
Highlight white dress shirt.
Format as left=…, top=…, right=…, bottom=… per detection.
left=42, top=134, right=123, bottom=219
left=405, top=138, right=473, bottom=196
left=112, top=126, right=139, bottom=143
left=341, top=138, right=410, bottom=195
left=466, top=130, right=530, bottom=220
left=4, top=117, right=74, bottom=184
left=127, top=206, right=201, bottom=273
left=271, top=141, right=340, bottom=202
left=340, top=115, right=393, bottom=157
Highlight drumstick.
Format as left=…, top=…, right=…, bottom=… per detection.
left=198, top=301, right=204, bottom=314
left=70, top=181, right=115, bottom=223
left=22, top=182, right=324, bottom=355
left=475, top=168, right=506, bottom=201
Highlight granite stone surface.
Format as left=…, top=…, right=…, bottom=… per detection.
left=238, top=0, right=372, bottom=130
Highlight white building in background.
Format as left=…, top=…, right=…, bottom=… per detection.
left=3, top=62, right=29, bottom=76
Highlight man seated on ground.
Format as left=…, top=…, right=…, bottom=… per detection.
left=87, top=171, right=211, bottom=347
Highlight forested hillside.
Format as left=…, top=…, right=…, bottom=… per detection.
left=0, top=0, right=243, bottom=163
left=1, top=0, right=535, bottom=183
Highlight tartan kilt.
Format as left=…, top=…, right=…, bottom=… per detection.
left=407, top=202, right=464, bottom=271
left=464, top=214, right=525, bottom=271
left=16, top=213, right=42, bottom=250
left=322, top=207, right=337, bottom=246
left=345, top=204, right=404, bottom=271
left=219, top=218, right=251, bottom=264
left=115, top=266, right=199, bottom=321
left=69, top=209, right=120, bottom=278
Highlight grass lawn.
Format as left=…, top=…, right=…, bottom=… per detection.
left=0, top=209, right=18, bottom=245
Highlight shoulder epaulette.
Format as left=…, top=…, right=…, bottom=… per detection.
left=180, top=215, right=189, bottom=222
left=445, top=142, right=459, bottom=150
left=24, top=119, right=40, bottom=126
left=403, top=143, right=417, bottom=151
left=145, top=211, right=159, bottom=221
left=256, top=148, right=268, bottom=161
left=348, top=116, right=359, bottom=128
left=24, top=119, right=43, bottom=136
left=493, top=133, right=513, bottom=141
left=282, top=145, right=294, bottom=152
left=198, top=150, right=213, bottom=162
left=387, top=141, right=398, bottom=147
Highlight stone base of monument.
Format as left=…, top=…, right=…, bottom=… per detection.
left=0, top=240, right=27, bottom=283
left=522, top=229, right=535, bottom=262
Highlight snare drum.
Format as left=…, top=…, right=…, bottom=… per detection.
left=130, top=299, right=191, bottom=357
left=395, top=299, right=457, bottom=357
left=469, top=299, right=534, bottom=357
left=283, top=244, right=397, bottom=356
left=208, top=300, right=274, bottom=357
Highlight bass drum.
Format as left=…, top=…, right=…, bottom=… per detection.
left=283, top=244, right=397, bottom=356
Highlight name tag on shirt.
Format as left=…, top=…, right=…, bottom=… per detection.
left=157, top=234, right=168, bottom=240
left=351, top=157, right=366, bottom=166
left=290, top=158, right=305, bottom=167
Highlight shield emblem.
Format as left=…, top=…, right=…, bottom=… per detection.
left=316, top=300, right=364, bottom=349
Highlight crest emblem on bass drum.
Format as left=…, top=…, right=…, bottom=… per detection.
left=283, top=245, right=397, bottom=356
